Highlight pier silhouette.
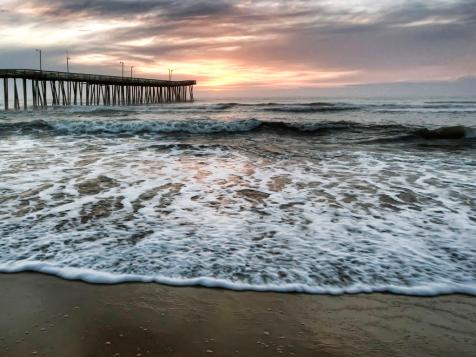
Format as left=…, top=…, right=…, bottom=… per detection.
left=1, top=69, right=196, bottom=110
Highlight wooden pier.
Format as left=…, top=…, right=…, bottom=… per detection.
left=0, top=69, right=196, bottom=110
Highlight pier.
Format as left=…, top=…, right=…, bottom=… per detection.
left=1, top=69, right=196, bottom=110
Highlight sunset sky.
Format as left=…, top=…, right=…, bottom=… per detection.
left=0, top=0, right=475, bottom=95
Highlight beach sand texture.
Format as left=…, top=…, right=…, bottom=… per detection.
left=1, top=273, right=475, bottom=357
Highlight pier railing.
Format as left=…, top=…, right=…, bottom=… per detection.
left=1, top=69, right=196, bottom=110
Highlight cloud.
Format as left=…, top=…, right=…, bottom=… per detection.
left=17, top=0, right=238, bottom=19
left=0, top=0, right=475, bottom=92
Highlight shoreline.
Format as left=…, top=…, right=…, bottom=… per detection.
left=1, top=273, right=475, bottom=356
left=3, top=263, right=476, bottom=296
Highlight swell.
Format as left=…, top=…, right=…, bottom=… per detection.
left=204, top=101, right=476, bottom=113
left=425, top=100, right=476, bottom=104
left=5, top=101, right=476, bottom=116
left=65, top=102, right=361, bottom=112
left=1, top=119, right=475, bottom=141
left=264, top=106, right=360, bottom=113
left=212, top=102, right=362, bottom=113
left=2, top=262, right=476, bottom=296
left=358, top=126, right=476, bottom=144
left=175, top=102, right=362, bottom=112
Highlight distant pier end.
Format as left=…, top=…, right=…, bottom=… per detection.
left=1, top=69, right=196, bottom=110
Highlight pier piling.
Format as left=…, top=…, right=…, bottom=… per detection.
left=3, top=78, right=8, bottom=111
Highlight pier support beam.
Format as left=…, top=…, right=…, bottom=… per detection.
left=31, top=80, right=36, bottom=109
left=42, top=81, right=47, bottom=108
left=79, top=83, right=83, bottom=105
left=13, top=79, right=20, bottom=110
left=3, top=78, right=8, bottom=111
left=23, top=78, right=27, bottom=110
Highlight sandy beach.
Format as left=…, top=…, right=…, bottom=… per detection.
left=0, top=273, right=474, bottom=356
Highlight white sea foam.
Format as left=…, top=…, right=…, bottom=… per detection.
left=2, top=261, right=476, bottom=296
left=1, top=134, right=475, bottom=296
left=49, top=118, right=262, bottom=134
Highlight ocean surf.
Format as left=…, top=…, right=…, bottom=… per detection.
left=0, top=98, right=475, bottom=295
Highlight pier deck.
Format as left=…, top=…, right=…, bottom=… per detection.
left=1, top=69, right=196, bottom=110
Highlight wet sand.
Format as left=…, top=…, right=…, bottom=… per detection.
left=0, top=273, right=475, bottom=357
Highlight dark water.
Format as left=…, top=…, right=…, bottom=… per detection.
left=0, top=98, right=475, bottom=295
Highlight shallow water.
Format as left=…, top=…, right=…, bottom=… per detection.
left=1, top=97, right=475, bottom=295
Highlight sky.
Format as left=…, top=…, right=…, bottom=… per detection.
left=0, top=0, right=475, bottom=96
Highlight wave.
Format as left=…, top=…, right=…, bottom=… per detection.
left=8, top=101, right=475, bottom=117
left=415, top=125, right=476, bottom=139
left=357, top=126, right=476, bottom=145
left=241, top=102, right=362, bottom=113
left=425, top=100, right=476, bottom=104
left=2, top=261, right=476, bottom=296
left=160, top=102, right=362, bottom=112
left=265, top=105, right=360, bottom=113
left=0, top=119, right=401, bottom=136
left=1, top=119, right=475, bottom=141
left=205, top=102, right=361, bottom=112
left=207, top=102, right=476, bottom=114
left=198, top=101, right=476, bottom=113
left=208, top=103, right=241, bottom=110
left=375, top=109, right=476, bottom=114
left=67, top=107, right=136, bottom=114
left=0, top=118, right=262, bottom=135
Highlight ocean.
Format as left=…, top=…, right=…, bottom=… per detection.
left=0, top=97, right=475, bottom=295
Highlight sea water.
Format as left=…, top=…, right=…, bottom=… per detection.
left=0, top=98, right=475, bottom=295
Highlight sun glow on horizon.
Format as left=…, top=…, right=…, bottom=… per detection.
left=75, top=57, right=359, bottom=91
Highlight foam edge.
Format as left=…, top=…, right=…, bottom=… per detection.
left=1, top=261, right=476, bottom=296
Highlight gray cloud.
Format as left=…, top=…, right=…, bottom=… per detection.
left=41, top=0, right=169, bottom=17
left=34, top=0, right=238, bottom=19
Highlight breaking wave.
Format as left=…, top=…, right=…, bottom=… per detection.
left=1, top=119, right=475, bottom=142
left=416, top=125, right=476, bottom=139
